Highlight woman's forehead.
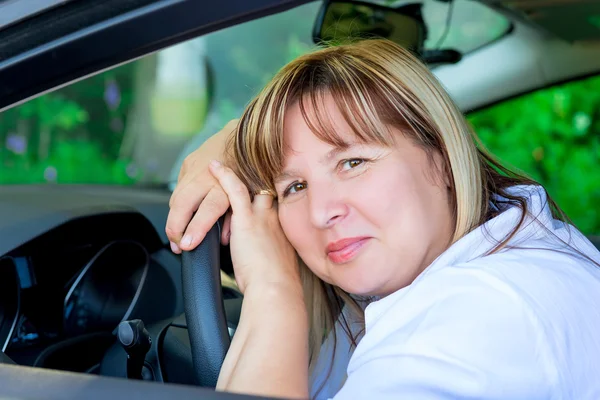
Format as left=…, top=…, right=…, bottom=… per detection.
left=284, top=93, right=347, bottom=128
left=282, top=121, right=355, bottom=165
left=282, top=95, right=356, bottom=148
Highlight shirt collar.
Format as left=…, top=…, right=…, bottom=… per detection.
left=427, top=184, right=554, bottom=271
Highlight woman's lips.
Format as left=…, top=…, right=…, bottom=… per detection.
left=326, top=237, right=371, bottom=264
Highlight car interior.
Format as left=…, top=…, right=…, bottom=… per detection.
left=0, top=0, right=599, bottom=399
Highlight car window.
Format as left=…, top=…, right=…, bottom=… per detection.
left=0, top=2, right=321, bottom=185
left=0, top=0, right=510, bottom=186
left=468, top=75, right=600, bottom=235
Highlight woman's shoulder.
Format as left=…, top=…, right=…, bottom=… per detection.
left=449, top=236, right=600, bottom=325
left=363, top=258, right=547, bottom=336
left=349, top=249, right=600, bottom=398
left=343, top=263, right=558, bottom=398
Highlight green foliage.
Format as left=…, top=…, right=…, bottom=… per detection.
left=0, top=62, right=136, bottom=185
left=18, top=95, right=89, bottom=130
left=1, top=141, right=137, bottom=185
left=468, top=75, right=600, bottom=234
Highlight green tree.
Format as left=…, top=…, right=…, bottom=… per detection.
left=468, top=75, right=600, bottom=234
left=0, top=62, right=137, bottom=184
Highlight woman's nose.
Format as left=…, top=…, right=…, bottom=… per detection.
left=307, top=181, right=349, bottom=229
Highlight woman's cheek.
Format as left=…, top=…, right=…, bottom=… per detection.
left=278, top=203, right=324, bottom=274
left=278, top=204, right=304, bottom=249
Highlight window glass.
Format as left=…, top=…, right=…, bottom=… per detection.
left=468, top=75, right=600, bottom=235
left=0, top=0, right=511, bottom=186
left=0, top=2, right=321, bottom=185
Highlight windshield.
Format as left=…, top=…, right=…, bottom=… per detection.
left=0, top=0, right=510, bottom=185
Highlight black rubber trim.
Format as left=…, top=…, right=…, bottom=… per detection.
left=0, top=0, right=313, bottom=111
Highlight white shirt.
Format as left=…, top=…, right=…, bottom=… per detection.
left=311, top=185, right=600, bottom=400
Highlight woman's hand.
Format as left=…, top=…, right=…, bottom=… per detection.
left=208, top=160, right=300, bottom=294
left=166, top=119, right=238, bottom=253
left=209, top=162, right=308, bottom=400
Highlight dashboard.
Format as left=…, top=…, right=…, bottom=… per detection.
left=3, top=238, right=161, bottom=358
left=0, top=184, right=237, bottom=374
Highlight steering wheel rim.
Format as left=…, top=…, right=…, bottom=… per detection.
left=181, top=222, right=230, bottom=387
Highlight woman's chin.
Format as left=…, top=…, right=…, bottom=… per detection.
left=330, top=262, right=390, bottom=297
left=328, top=258, right=413, bottom=298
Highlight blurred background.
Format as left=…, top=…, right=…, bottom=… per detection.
left=1, top=0, right=599, bottom=234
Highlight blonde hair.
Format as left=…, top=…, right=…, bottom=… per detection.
left=224, top=38, right=570, bottom=396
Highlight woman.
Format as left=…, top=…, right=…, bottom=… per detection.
left=166, top=39, right=600, bottom=399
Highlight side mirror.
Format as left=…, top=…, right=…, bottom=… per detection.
left=312, top=0, right=462, bottom=65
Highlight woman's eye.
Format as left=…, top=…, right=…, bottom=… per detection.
left=341, top=158, right=365, bottom=171
left=283, top=181, right=307, bottom=197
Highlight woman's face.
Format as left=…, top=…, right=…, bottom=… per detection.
left=275, top=95, right=454, bottom=297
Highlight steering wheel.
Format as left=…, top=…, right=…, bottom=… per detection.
left=181, top=222, right=231, bottom=387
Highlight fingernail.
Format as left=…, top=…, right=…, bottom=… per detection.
left=210, top=160, right=221, bottom=168
left=170, top=241, right=180, bottom=253
left=181, top=235, right=193, bottom=248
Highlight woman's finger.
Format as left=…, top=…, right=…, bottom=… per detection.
left=221, top=210, right=232, bottom=245
left=166, top=178, right=207, bottom=246
left=208, top=160, right=252, bottom=216
left=179, top=186, right=231, bottom=250
left=253, top=192, right=275, bottom=212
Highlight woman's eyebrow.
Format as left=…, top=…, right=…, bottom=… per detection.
left=275, top=143, right=361, bottom=183
left=319, top=147, right=345, bottom=164
left=274, top=170, right=301, bottom=184
left=319, top=142, right=362, bottom=164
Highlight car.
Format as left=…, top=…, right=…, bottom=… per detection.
left=0, top=0, right=599, bottom=399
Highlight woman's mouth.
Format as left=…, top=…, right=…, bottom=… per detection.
left=326, top=237, right=371, bottom=264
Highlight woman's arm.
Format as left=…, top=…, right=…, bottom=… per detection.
left=217, top=283, right=309, bottom=399
left=208, top=160, right=310, bottom=399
